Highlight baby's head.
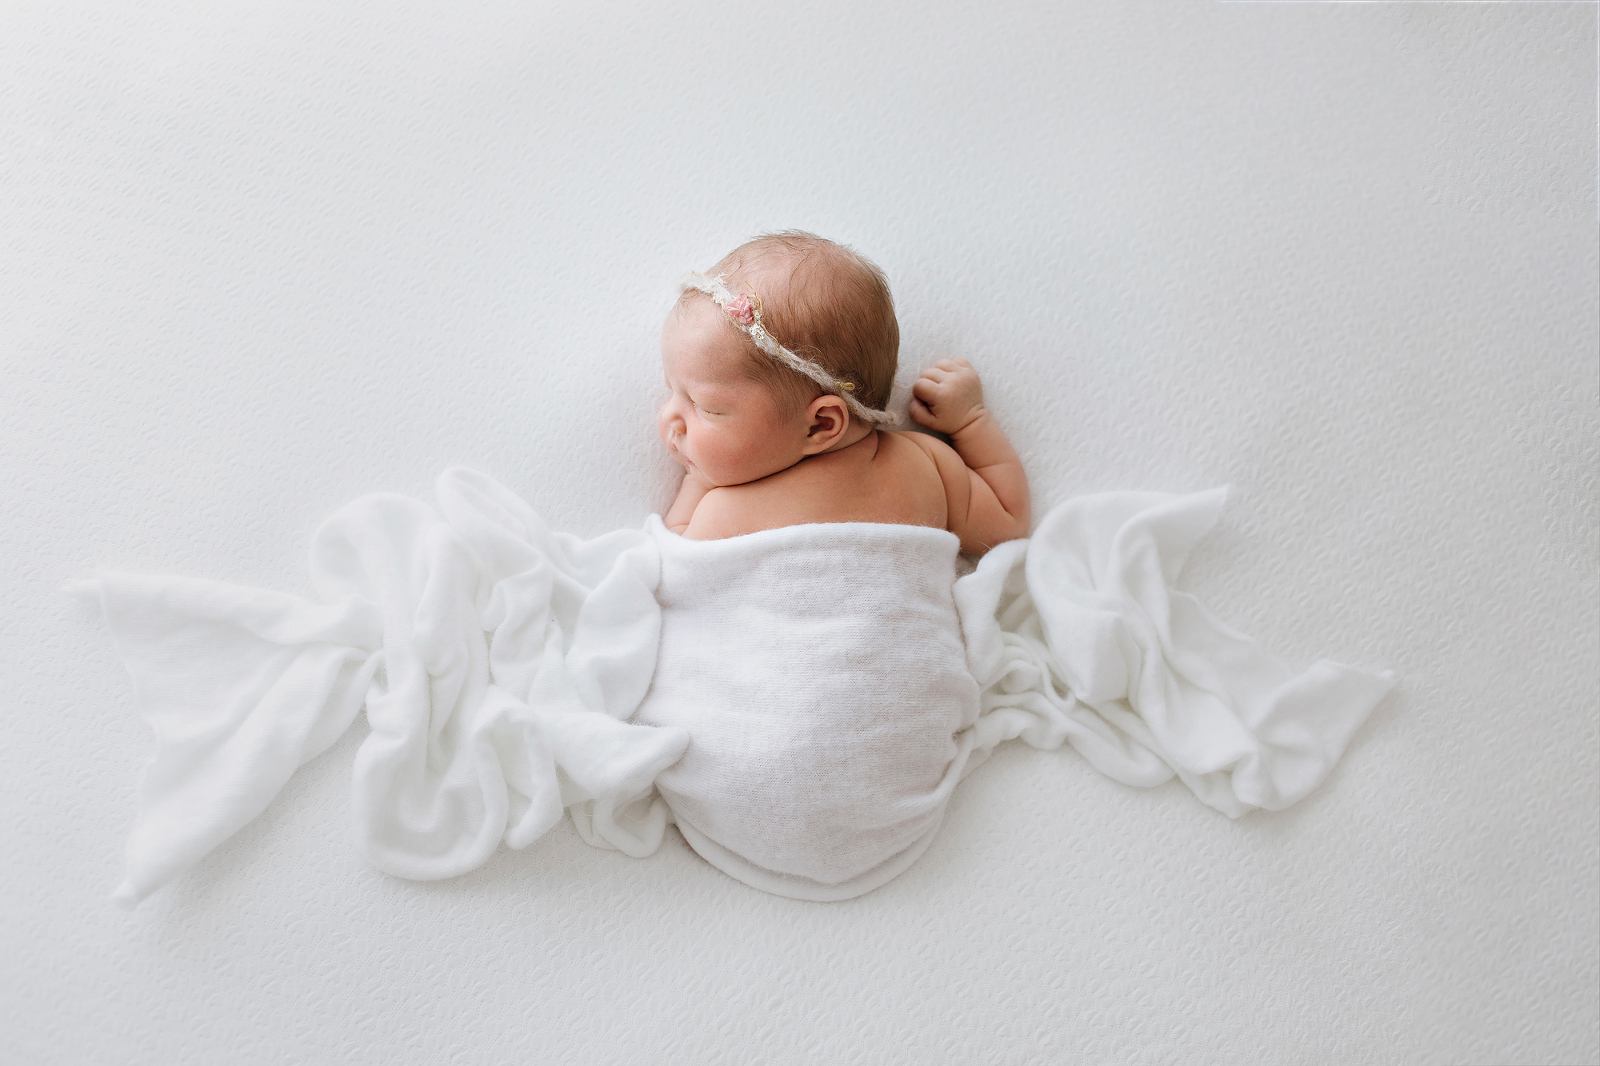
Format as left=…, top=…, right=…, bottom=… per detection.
left=659, top=231, right=899, bottom=488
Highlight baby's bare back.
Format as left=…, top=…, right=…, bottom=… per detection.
left=683, top=430, right=949, bottom=540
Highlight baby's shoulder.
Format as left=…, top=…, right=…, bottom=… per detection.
left=861, top=429, right=954, bottom=526
left=864, top=428, right=944, bottom=485
left=685, top=430, right=950, bottom=539
left=888, top=427, right=962, bottom=479
left=683, top=480, right=764, bottom=540
left=890, top=427, right=947, bottom=462
left=884, top=429, right=974, bottom=528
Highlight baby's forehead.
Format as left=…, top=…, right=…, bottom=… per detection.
left=664, top=302, right=754, bottom=379
left=666, top=295, right=736, bottom=348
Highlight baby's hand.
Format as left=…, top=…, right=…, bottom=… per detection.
left=909, top=358, right=987, bottom=436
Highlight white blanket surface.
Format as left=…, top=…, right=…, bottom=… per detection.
left=635, top=518, right=980, bottom=901
left=72, top=468, right=1392, bottom=905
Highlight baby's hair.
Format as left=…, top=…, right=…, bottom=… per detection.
left=683, top=231, right=899, bottom=420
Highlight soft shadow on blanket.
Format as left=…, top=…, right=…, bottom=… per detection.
left=69, top=468, right=1393, bottom=905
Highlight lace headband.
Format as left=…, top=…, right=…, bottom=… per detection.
left=678, top=271, right=899, bottom=426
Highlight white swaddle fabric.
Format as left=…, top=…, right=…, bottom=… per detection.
left=956, top=488, right=1396, bottom=818
left=634, top=490, right=1394, bottom=900
left=70, top=469, right=1392, bottom=904
left=69, top=469, right=689, bottom=904
left=633, top=518, right=982, bottom=902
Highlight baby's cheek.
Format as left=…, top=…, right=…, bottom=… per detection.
left=696, top=437, right=747, bottom=483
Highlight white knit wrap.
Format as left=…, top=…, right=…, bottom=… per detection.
left=72, top=468, right=1395, bottom=905
left=679, top=270, right=900, bottom=426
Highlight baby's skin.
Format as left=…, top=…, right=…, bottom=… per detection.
left=659, top=296, right=1031, bottom=555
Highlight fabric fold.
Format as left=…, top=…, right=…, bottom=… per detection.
left=954, top=488, right=1394, bottom=817
left=73, top=468, right=687, bottom=904
left=73, top=471, right=1392, bottom=904
left=66, top=573, right=384, bottom=904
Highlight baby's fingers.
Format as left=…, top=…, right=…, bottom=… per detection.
left=908, top=395, right=933, bottom=424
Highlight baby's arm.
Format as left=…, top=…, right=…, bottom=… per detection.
left=663, top=473, right=710, bottom=535
left=908, top=358, right=1031, bottom=554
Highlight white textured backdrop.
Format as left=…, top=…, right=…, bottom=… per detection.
left=3, top=3, right=1595, bottom=1064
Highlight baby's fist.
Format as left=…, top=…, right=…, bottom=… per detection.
left=909, top=358, right=986, bottom=435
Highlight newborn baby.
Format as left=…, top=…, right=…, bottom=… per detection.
left=636, top=232, right=1032, bottom=899
left=74, top=230, right=1392, bottom=905
left=658, top=232, right=1031, bottom=552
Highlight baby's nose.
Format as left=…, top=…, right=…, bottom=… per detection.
left=658, top=405, right=684, bottom=440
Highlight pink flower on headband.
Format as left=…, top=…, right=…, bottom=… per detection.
left=724, top=293, right=756, bottom=326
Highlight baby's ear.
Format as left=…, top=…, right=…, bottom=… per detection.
left=802, top=394, right=851, bottom=452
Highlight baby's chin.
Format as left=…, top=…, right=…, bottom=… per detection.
left=678, top=449, right=797, bottom=489
left=678, top=461, right=718, bottom=488
left=683, top=464, right=745, bottom=491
